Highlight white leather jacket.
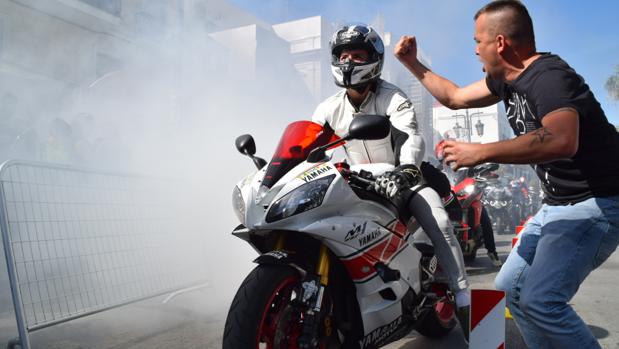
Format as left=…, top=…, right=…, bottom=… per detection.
left=311, top=79, right=425, bottom=167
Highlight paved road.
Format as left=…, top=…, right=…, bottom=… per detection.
left=3, top=233, right=619, bottom=348
left=382, top=233, right=522, bottom=349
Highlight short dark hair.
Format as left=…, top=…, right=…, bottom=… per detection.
left=475, top=0, right=536, bottom=50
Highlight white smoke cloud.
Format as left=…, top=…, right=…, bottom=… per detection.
left=2, top=0, right=618, bottom=346
left=0, top=0, right=317, bottom=346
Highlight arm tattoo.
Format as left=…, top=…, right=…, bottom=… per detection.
left=529, top=127, right=552, bottom=147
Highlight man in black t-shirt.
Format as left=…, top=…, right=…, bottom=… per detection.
left=394, top=1, right=619, bottom=348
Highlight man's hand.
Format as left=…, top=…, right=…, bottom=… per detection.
left=394, top=36, right=418, bottom=66
left=443, top=141, right=485, bottom=170
left=374, top=164, right=422, bottom=199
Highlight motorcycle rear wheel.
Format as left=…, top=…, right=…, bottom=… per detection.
left=222, top=265, right=335, bottom=349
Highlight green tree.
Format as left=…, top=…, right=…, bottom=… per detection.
left=606, top=65, right=619, bottom=101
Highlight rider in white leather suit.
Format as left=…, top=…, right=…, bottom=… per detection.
left=312, top=80, right=424, bottom=166
left=311, top=24, right=471, bottom=340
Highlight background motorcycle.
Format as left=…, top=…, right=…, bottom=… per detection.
left=483, top=181, right=514, bottom=235
left=434, top=140, right=498, bottom=262
left=450, top=164, right=498, bottom=262
left=224, top=116, right=457, bottom=349
left=509, top=178, right=531, bottom=228
left=527, top=184, right=544, bottom=214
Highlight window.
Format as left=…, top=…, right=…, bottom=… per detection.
left=134, top=1, right=167, bottom=39
left=78, top=0, right=121, bottom=17
left=290, top=36, right=321, bottom=54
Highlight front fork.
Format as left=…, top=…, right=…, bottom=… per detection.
left=275, top=233, right=331, bottom=348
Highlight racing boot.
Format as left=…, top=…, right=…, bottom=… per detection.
left=455, top=290, right=470, bottom=344
left=456, top=304, right=470, bottom=344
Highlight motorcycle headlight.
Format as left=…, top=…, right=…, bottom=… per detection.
left=458, top=184, right=475, bottom=196
left=266, top=175, right=335, bottom=223
left=232, top=186, right=245, bottom=224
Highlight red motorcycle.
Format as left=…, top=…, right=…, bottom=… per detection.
left=435, top=141, right=498, bottom=261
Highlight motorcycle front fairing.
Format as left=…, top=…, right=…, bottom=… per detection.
left=232, top=121, right=424, bottom=338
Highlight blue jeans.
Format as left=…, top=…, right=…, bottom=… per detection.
left=495, top=195, right=619, bottom=349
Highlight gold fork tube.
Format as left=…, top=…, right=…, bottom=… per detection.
left=316, top=244, right=330, bottom=286
left=274, top=232, right=286, bottom=250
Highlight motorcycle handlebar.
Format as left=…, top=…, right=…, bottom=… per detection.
left=349, top=172, right=375, bottom=186
left=346, top=170, right=376, bottom=191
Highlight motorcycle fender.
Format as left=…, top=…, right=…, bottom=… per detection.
left=231, top=224, right=250, bottom=240
left=253, top=250, right=307, bottom=277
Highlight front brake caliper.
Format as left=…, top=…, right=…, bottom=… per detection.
left=297, top=277, right=325, bottom=349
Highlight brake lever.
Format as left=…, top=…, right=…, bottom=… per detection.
left=348, top=171, right=376, bottom=191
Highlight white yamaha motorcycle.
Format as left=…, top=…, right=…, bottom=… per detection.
left=223, top=115, right=456, bottom=349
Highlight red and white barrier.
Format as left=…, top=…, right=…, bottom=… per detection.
left=512, top=225, right=523, bottom=248
left=512, top=216, right=533, bottom=248
left=470, top=289, right=506, bottom=349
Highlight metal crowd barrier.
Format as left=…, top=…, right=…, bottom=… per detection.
left=0, top=160, right=209, bottom=348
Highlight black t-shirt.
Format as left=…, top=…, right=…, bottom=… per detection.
left=486, top=53, right=619, bottom=205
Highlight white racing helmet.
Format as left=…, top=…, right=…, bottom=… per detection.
left=330, top=24, right=384, bottom=88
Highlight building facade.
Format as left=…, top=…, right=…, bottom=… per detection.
left=0, top=1, right=313, bottom=119
left=433, top=103, right=512, bottom=144
left=433, top=102, right=536, bottom=182
left=272, top=16, right=338, bottom=102
left=0, top=0, right=319, bottom=168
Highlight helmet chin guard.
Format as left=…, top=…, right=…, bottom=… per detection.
left=330, top=24, right=384, bottom=88
left=331, top=61, right=381, bottom=88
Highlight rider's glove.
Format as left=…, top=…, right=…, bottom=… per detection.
left=374, top=164, right=422, bottom=199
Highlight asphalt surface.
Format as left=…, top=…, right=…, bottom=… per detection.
left=1, top=233, right=619, bottom=348
left=383, top=233, right=523, bottom=349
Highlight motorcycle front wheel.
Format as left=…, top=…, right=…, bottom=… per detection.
left=494, top=216, right=504, bottom=235
left=222, top=265, right=335, bottom=349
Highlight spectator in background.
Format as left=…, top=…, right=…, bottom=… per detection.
left=71, top=112, right=96, bottom=166
left=42, top=118, right=78, bottom=164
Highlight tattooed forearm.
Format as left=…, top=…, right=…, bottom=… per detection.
left=529, top=127, right=552, bottom=146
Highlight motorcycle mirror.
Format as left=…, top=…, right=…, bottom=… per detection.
left=473, top=162, right=499, bottom=177
left=307, top=148, right=327, bottom=163
left=486, top=163, right=500, bottom=172
left=347, top=115, right=390, bottom=140
left=235, top=134, right=256, bottom=156
left=235, top=134, right=267, bottom=170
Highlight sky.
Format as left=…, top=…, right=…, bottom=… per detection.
left=229, top=0, right=619, bottom=124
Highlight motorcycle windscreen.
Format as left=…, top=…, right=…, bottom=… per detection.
left=262, top=121, right=340, bottom=188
